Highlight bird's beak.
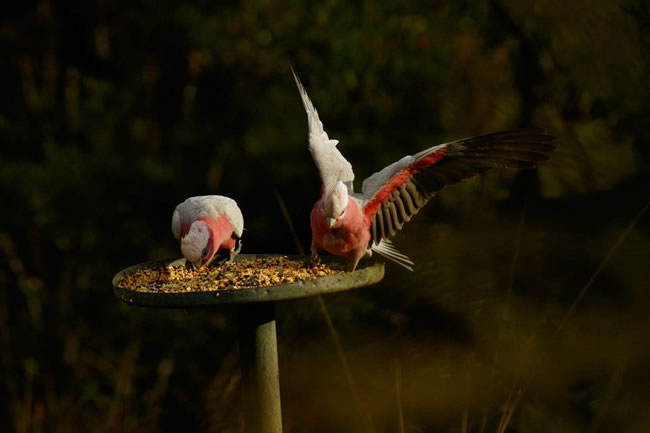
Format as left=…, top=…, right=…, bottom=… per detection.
left=191, top=260, right=203, bottom=269
left=326, top=217, right=336, bottom=228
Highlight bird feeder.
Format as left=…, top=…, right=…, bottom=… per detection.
left=113, top=254, right=384, bottom=433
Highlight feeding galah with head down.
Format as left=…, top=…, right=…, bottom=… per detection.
left=292, top=69, right=555, bottom=271
left=172, top=195, right=244, bottom=268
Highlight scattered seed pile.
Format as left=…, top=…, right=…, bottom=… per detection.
left=117, top=256, right=346, bottom=293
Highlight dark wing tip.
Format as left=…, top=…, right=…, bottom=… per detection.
left=365, top=129, right=557, bottom=247
left=452, top=129, right=557, bottom=165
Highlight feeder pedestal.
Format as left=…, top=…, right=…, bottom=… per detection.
left=113, top=255, right=384, bottom=433
left=239, top=303, right=282, bottom=433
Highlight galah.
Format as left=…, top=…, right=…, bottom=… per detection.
left=292, top=70, right=555, bottom=271
left=171, top=195, right=244, bottom=268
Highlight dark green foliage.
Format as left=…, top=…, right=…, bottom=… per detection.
left=0, top=1, right=648, bottom=432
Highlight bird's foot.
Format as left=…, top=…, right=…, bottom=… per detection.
left=209, top=250, right=231, bottom=267
left=310, top=250, right=320, bottom=265
left=348, top=255, right=363, bottom=272
left=210, top=257, right=228, bottom=267
left=233, top=238, right=242, bottom=256
left=219, top=239, right=242, bottom=265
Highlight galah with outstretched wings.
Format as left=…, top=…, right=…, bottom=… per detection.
left=171, top=195, right=244, bottom=268
left=292, top=69, right=555, bottom=271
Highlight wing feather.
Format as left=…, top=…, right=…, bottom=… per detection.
left=371, top=239, right=414, bottom=271
left=171, top=208, right=181, bottom=241
left=173, top=195, right=244, bottom=238
left=292, top=69, right=355, bottom=193
left=362, top=129, right=555, bottom=246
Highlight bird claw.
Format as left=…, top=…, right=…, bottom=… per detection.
left=225, top=239, right=242, bottom=264
left=310, top=251, right=320, bottom=265
left=348, top=255, right=362, bottom=272
left=233, top=238, right=243, bottom=256
left=210, top=257, right=227, bottom=267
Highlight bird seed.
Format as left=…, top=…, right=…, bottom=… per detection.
left=116, top=256, right=346, bottom=293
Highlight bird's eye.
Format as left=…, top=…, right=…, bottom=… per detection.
left=201, top=247, right=209, bottom=258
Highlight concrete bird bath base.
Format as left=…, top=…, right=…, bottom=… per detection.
left=113, top=254, right=384, bottom=433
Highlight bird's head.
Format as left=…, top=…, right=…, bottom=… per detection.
left=323, top=181, right=349, bottom=228
left=180, top=220, right=215, bottom=268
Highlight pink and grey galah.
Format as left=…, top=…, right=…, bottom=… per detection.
left=171, top=195, right=244, bottom=268
left=292, top=70, right=555, bottom=271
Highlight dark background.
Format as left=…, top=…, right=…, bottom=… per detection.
left=1, top=1, right=649, bottom=432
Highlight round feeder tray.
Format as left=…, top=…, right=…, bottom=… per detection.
left=113, top=254, right=384, bottom=308
left=113, top=254, right=385, bottom=433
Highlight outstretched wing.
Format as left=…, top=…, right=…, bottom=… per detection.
left=361, top=130, right=556, bottom=246
left=292, top=69, right=355, bottom=193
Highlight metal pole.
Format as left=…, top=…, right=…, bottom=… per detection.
left=239, top=302, right=283, bottom=433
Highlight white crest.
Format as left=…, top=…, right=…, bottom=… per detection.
left=180, top=220, right=210, bottom=263
left=324, top=181, right=349, bottom=218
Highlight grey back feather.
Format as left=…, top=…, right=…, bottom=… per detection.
left=172, top=195, right=244, bottom=239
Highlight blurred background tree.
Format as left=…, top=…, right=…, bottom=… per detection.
left=0, top=0, right=648, bottom=432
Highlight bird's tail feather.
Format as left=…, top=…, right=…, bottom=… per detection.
left=371, top=239, right=414, bottom=271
